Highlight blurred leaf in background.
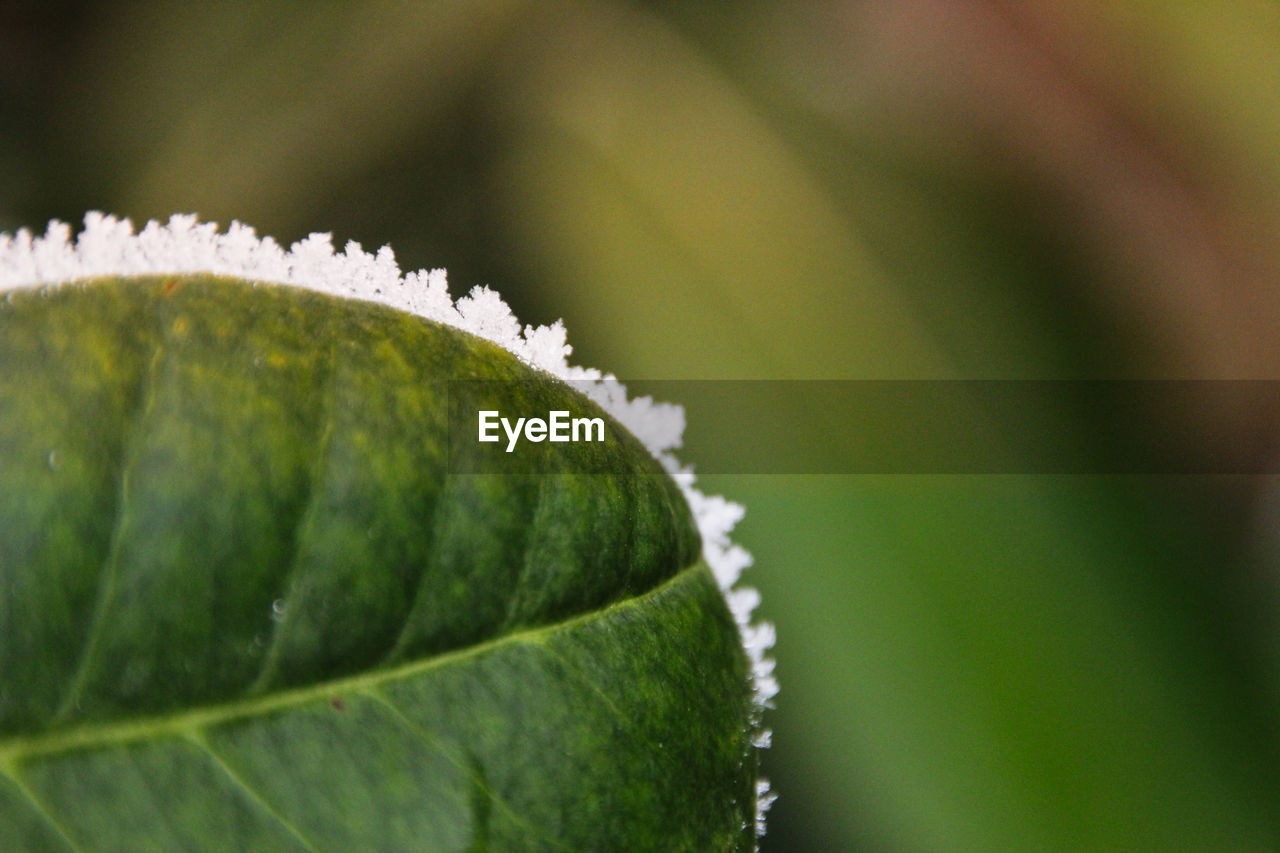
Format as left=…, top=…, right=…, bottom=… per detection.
left=5, top=1, right=1280, bottom=850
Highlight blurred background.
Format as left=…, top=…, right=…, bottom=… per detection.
left=5, top=2, right=1280, bottom=849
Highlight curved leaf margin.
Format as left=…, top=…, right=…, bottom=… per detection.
left=0, top=212, right=777, bottom=837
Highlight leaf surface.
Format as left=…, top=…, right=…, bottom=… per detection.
left=0, top=276, right=756, bottom=852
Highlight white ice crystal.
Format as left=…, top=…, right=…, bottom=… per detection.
left=0, top=212, right=777, bottom=838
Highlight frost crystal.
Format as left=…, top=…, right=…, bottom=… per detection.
left=0, top=212, right=777, bottom=838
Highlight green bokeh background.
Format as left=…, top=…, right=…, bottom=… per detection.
left=6, top=2, right=1280, bottom=850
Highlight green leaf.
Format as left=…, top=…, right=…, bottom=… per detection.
left=0, top=276, right=757, bottom=852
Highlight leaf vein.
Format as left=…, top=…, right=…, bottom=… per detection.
left=378, top=424, right=452, bottom=667
left=534, top=644, right=636, bottom=730
left=364, top=689, right=572, bottom=852
left=0, top=762, right=86, bottom=852
left=184, top=730, right=321, bottom=853
left=52, top=342, right=166, bottom=722
left=502, top=474, right=548, bottom=630
left=249, top=341, right=337, bottom=694
left=0, top=562, right=706, bottom=765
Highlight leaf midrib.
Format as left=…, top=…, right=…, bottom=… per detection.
left=0, top=560, right=707, bottom=768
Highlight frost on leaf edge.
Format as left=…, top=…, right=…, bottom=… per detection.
left=0, top=212, right=777, bottom=837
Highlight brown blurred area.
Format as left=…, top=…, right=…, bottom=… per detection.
left=824, top=2, right=1280, bottom=379
left=798, top=0, right=1280, bottom=498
